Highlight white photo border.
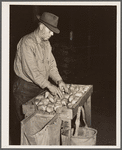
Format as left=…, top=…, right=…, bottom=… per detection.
left=1, top=1, right=121, bottom=149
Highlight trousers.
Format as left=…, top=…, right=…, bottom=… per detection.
left=13, top=75, right=45, bottom=122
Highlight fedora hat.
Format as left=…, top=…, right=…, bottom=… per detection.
left=37, top=12, right=60, bottom=34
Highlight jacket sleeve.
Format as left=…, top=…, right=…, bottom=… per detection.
left=20, top=38, right=50, bottom=89
left=49, top=52, right=62, bottom=84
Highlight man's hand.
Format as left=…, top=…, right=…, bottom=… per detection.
left=48, top=83, right=63, bottom=99
left=57, top=80, right=69, bottom=93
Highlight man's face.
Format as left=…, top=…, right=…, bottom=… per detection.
left=41, top=25, right=54, bottom=41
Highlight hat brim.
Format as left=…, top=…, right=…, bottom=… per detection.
left=40, top=19, right=60, bottom=34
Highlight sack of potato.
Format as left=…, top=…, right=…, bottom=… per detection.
left=34, top=84, right=89, bottom=114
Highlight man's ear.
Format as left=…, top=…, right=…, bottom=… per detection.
left=39, top=23, right=44, bottom=31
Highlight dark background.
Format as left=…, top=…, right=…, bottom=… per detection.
left=10, top=5, right=116, bottom=145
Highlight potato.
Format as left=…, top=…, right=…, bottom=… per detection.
left=84, top=86, right=89, bottom=91
left=35, top=94, right=44, bottom=100
left=48, top=103, right=54, bottom=108
left=79, top=89, right=85, bottom=94
left=62, top=101, right=66, bottom=106
left=56, top=98, right=61, bottom=102
left=54, top=105, right=62, bottom=111
left=71, top=99, right=78, bottom=105
left=56, top=102, right=62, bottom=106
left=55, top=102, right=62, bottom=106
left=63, top=93, right=70, bottom=99
left=53, top=95, right=58, bottom=101
left=62, top=98, right=68, bottom=103
left=48, top=94, right=56, bottom=103
left=37, top=100, right=44, bottom=106
left=45, top=91, right=50, bottom=98
left=62, top=91, right=65, bottom=95
left=56, top=99, right=62, bottom=104
left=70, top=86, right=79, bottom=94
left=69, top=86, right=75, bottom=93
left=74, top=86, right=80, bottom=92
left=69, top=94, right=74, bottom=102
left=34, top=99, right=40, bottom=105
left=46, top=106, right=54, bottom=113
left=61, top=98, right=68, bottom=106
left=38, top=105, right=47, bottom=111
left=74, top=96, right=80, bottom=101
left=40, top=98, right=49, bottom=106
left=50, top=98, right=56, bottom=103
left=79, top=86, right=86, bottom=93
left=75, top=92, right=83, bottom=97
left=66, top=84, right=70, bottom=89
left=49, top=111, right=56, bottom=115
left=70, top=84, right=75, bottom=87
left=79, top=86, right=84, bottom=92
left=48, top=93, right=53, bottom=98
left=56, top=107, right=63, bottom=113
left=67, top=103, right=73, bottom=108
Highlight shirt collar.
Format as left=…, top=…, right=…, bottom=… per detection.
left=34, top=28, right=43, bottom=44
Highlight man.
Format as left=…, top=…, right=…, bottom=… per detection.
left=13, top=12, right=68, bottom=122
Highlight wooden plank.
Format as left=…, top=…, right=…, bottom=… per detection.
left=72, top=85, right=93, bottom=117
left=59, top=108, right=73, bottom=120
left=36, top=110, right=55, bottom=118
left=21, top=122, right=24, bottom=145
left=84, top=96, right=91, bottom=126
left=67, top=120, right=71, bottom=145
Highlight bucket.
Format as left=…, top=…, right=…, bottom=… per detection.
left=61, top=106, right=97, bottom=145
left=71, top=106, right=97, bottom=145
left=71, top=126, right=97, bottom=145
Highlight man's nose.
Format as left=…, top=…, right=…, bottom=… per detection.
left=50, top=31, right=54, bottom=36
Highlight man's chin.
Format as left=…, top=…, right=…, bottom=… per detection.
left=43, top=37, right=50, bottom=41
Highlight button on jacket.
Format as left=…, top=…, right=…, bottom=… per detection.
left=14, top=29, right=62, bottom=89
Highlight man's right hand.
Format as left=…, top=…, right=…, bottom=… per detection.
left=48, top=84, right=63, bottom=99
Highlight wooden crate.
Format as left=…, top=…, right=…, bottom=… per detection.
left=22, top=85, right=93, bottom=120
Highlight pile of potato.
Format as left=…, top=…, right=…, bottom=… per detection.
left=34, top=84, right=89, bottom=113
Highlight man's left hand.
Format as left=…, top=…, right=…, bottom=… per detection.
left=58, top=80, right=69, bottom=93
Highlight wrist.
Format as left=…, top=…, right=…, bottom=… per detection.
left=57, top=80, right=63, bottom=85
left=46, top=82, right=52, bottom=89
